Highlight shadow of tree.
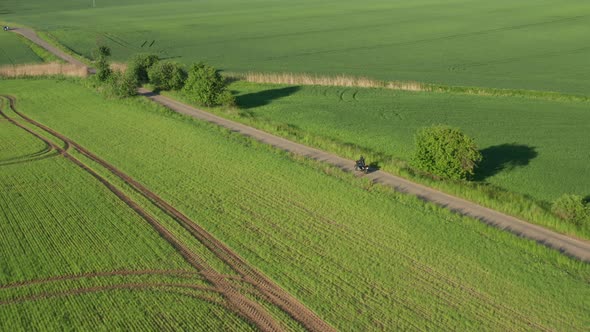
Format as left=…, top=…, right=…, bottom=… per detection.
left=236, top=86, right=300, bottom=109
left=475, top=143, right=538, bottom=181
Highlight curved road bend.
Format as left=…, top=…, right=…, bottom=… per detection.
left=12, top=28, right=89, bottom=69
left=11, top=28, right=590, bottom=262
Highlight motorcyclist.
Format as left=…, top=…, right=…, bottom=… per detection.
left=356, top=156, right=366, bottom=169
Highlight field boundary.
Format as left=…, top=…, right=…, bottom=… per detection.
left=228, top=72, right=590, bottom=103
left=0, top=62, right=88, bottom=78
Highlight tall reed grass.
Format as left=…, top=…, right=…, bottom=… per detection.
left=227, top=71, right=590, bottom=102
left=0, top=62, right=88, bottom=78
left=228, top=71, right=427, bottom=92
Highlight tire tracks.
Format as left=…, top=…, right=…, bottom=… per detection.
left=0, top=282, right=221, bottom=307
left=0, top=269, right=202, bottom=290
left=1, top=95, right=333, bottom=332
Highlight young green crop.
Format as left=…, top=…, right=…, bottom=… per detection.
left=2, top=78, right=588, bottom=330
left=0, top=117, right=191, bottom=284
left=0, top=32, right=42, bottom=65
left=3, top=0, right=590, bottom=94
left=0, top=96, right=267, bottom=330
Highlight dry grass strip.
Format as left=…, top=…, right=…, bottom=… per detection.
left=0, top=62, right=88, bottom=78
left=230, top=71, right=428, bottom=91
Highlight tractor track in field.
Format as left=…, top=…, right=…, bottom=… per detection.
left=0, top=97, right=285, bottom=332
left=0, top=282, right=223, bottom=307
left=0, top=96, right=334, bottom=332
left=0, top=269, right=203, bottom=290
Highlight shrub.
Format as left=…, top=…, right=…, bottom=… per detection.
left=412, top=125, right=482, bottom=180
left=95, top=45, right=112, bottom=82
left=104, top=71, right=138, bottom=98
left=552, top=194, right=589, bottom=225
left=148, top=61, right=187, bottom=91
left=182, top=62, right=228, bottom=107
left=216, top=89, right=236, bottom=107
left=127, top=53, right=159, bottom=84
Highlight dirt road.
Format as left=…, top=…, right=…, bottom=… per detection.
left=12, top=28, right=88, bottom=69
left=11, top=28, right=590, bottom=262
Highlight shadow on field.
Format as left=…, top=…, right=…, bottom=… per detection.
left=236, top=86, right=300, bottom=109
left=475, top=143, right=537, bottom=181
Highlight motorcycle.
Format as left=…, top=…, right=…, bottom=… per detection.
left=354, top=160, right=369, bottom=173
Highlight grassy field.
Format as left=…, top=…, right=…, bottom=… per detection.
left=0, top=32, right=43, bottom=65
left=2, top=0, right=590, bottom=94
left=0, top=99, right=258, bottom=329
left=160, top=80, right=590, bottom=239
left=222, top=81, right=590, bottom=203
left=1, top=78, right=588, bottom=330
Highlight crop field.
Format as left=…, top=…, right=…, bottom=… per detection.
left=0, top=78, right=588, bottom=330
left=0, top=32, right=42, bottom=65
left=207, top=81, right=590, bottom=203
left=0, top=96, right=291, bottom=330
left=2, top=0, right=590, bottom=94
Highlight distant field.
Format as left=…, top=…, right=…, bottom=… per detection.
left=1, top=78, right=588, bottom=330
left=216, top=81, right=590, bottom=203
left=2, top=0, right=590, bottom=94
left=0, top=32, right=42, bottom=65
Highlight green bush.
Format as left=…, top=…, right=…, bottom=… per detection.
left=104, top=71, right=138, bottom=98
left=182, top=62, right=229, bottom=107
left=412, top=125, right=482, bottom=180
left=148, top=61, right=187, bottom=91
left=127, top=53, right=159, bottom=84
left=552, top=194, right=589, bottom=226
left=216, top=89, right=236, bottom=107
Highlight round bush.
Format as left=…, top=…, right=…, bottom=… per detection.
left=182, top=62, right=228, bottom=107
left=412, top=125, right=482, bottom=180
left=148, top=61, right=187, bottom=91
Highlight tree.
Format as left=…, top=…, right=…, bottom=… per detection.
left=148, top=61, right=187, bottom=91
left=182, top=62, right=232, bottom=107
left=95, top=45, right=112, bottom=82
left=127, top=53, right=159, bottom=84
left=412, top=125, right=482, bottom=180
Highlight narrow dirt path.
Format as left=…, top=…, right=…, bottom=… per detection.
left=12, top=28, right=89, bottom=69
left=138, top=89, right=590, bottom=262
left=13, top=27, right=590, bottom=262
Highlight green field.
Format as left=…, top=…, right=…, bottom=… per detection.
left=0, top=32, right=42, bottom=65
left=2, top=0, right=590, bottom=94
left=218, top=81, right=590, bottom=203
left=1, top=78, right=588, bottom=330
left=0, top=98, right=257, bottom=330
